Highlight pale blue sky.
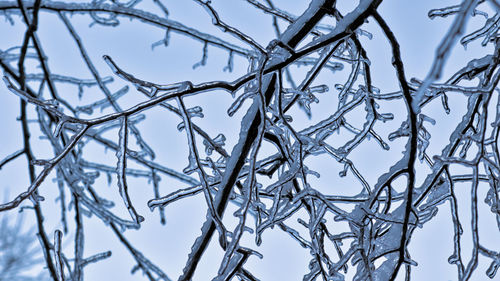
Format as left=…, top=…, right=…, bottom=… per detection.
left=0, top=1, right=499, bottom=280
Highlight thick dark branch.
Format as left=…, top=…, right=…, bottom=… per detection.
left=177, top=0, right=390, bottom=279
left=372, top=11, right=418, bottom=281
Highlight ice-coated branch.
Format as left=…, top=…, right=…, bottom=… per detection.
left=0, top=0, right=255, bottom=57
left=59, top=12, right=156, bottom=159
left=79, top=251, right=112, bottom=268
left=0, top=149, right=24, bottom=169
left=179, top=1, right=339, bottom=279
left=194, top=0, right=266, bottom=53
left=116, top=116, right=144, bottom=225
left=53, top=230, right=65, bottom=281
left=411, top=0, right=478, bottom=111
left=176, top=96, right=227, bottom=247
left=373, top=10, right=418, bottom=280
left=1, top=0, right=499, bottom=280
left=0, top=126, right=88, bottom=212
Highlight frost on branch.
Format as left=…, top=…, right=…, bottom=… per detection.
left=0, top=0, right=499, bottom=280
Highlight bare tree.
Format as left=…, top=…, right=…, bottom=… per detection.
left=0, top=0, right=499, bottom=280
left=0, top=212, right=51, bottom=281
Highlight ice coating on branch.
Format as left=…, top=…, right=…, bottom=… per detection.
left=116, top=116, right=144, bottom=225
left=203, top=133, right=226, bottom=156
left=1, top=0, right=498, bottom=279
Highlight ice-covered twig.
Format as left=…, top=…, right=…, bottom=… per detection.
left=411, top=0, right=477, bottom=112
left=60, top=12, right=156, bottom=159
left=176, top=96, right=227, bottom=247
left=116, top=116, right=144, bottom=225
left=0, top=149, right=24, bottom=170
left=0, top=127, right=88, bottom=212
left=194, top=0, right=266, bottom=53
left=53, top=230, right=65, bottom=281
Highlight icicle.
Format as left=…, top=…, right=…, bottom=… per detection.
left=486, top=261, right=499, bottom=279
left=355, top=28, right=373, bottom=40
left=80, top=251, right=112, bottom=267
left=428, top=5, right=461, bottom=19
left=223, top=50, right=234, bottom=72
left=78, top=84, right=84, bottom=99
left=419, top=113, right=436, bottom=125
left=309, top=84, right=329, bottom=94
left=187, top=106, right=204, bottom=118
left=203, top=133, right=226, bottom=156
left=151, top=169, right=166, bottom=225
left=177, top=121, right=185, bottom=132
left=151, top=28, right=171, bottom=50
left=376, top=112, right=394, bottom=123
left=388, top=121, right=409, bottom=141
left=192, top=42, right=208, bottom=69
left=303, top=165, right=320, bottom=178
left=339, top=163, right=349, bottom=177
left=164, top=28, right=171, bottom=46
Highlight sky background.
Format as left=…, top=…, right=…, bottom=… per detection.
left=0, top=0, right=499, bottom=280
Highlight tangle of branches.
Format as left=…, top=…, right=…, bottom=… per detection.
left=0, top=0, right=499, bottom=280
